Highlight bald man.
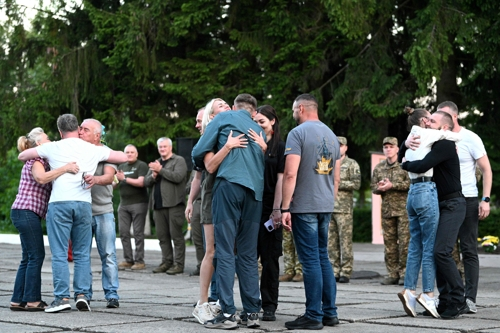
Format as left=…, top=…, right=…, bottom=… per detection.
left=115, top=144, right=149, bottom=271
left=79, top=118, right=120, bottom=308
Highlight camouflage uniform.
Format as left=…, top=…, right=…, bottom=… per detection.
left=371, top=154, right=410, bottom=280
left=282, top=230, right=302, bottom=275
left=328, top=153, right=361, bottom=279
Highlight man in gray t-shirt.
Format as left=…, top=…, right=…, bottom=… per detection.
left=281, top=94, right=341, bottom=330
left=79, top=118, right=120, bottom=309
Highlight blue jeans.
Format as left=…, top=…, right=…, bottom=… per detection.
left=10, top=209, right=46, bottom=303
left=46, top=201, right=93, bottom=301
left=90, top=213, right=119, bottom=300
left=212, top=179, right=262, bottom=315
left=292, top=213, right=338, bottom=322
left=404, top=182, right=439, bottom=292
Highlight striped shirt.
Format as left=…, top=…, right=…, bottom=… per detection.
left=11, top=158, right=52, bottom=219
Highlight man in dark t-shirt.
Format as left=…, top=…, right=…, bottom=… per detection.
left=115, top=144, right=149, bottom=270
left=400, top=111, right=468, bottom=319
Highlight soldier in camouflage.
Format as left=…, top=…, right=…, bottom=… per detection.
left=371, top=137, right=410, bottom=285
left=279, top=231, right=303, bottom=282
left=328, top=137, right=361, bottom=283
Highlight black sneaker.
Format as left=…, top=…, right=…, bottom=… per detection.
left=323, top=316, right=339, bottom=326
left=440, top=301, right=469, bottom=319
left=190, top=266, right=201, bottom=276
left=246, top=313, right=260, bottom=328
left=204, top=313, right=238, bottom=330
left=262, top=310, right=276, bottom=321
left=285, top=314, right=323, bottom=330
left=236, top=311, right=247, bottom=324
left=106, top=298, right=120, bottom=308
left=75, top=295, right=91, bottom=312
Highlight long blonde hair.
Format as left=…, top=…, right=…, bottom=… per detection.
left=17, top=127, right=46, bottom=152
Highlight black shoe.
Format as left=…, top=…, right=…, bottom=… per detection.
left=440, top=301, right=469, bottom=319
left=339, top=276, right=350, bottom=283
left=262, top=310, right=276, bottom=321
left=190, top=266, right=201, bottom=276
left=285, top=314, right=323, bottom=330
left=106, top=298, right=119, bottom=308
left=381, top=277, right=399, bottom=285
left=335, top=276, right=339, bottom=282
left=322, top=316, right=339, bottom=326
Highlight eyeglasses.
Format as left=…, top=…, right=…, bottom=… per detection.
left=81, top=172, right=87, bottom=189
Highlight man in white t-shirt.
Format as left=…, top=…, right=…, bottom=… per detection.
left=437, top=101, right=492, bottom=314
left=18, top=114, right=127, bottom=313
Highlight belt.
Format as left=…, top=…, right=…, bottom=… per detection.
left=439, top=191, right=464, bottom=202
left=410, top=176, right=433, bottom=184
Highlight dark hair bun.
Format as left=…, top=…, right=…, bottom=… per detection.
left=404, top=106, right=414, bottom=115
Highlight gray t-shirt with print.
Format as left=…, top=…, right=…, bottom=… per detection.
left=284, top=120, right=340, bottom=213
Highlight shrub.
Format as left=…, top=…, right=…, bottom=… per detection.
left=0, top=148, right=23, bottom=233
left=353, top=207, right=372, bottom=242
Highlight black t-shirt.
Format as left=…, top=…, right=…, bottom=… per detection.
left=262, top=141, right=286, bottom=214
left=401, top=140, right=462, bottom=201
left=154, top=159, right=169, bottom=209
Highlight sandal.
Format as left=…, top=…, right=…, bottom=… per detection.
left=26, top=300, right=48, bottom=312
left=10, top=302, right=27, bottom=311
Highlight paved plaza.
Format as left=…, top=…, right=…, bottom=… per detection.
left=1, top=235, right=499, bottom=332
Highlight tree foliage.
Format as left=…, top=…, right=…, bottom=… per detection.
left=1, top=0, right=500, bottom=224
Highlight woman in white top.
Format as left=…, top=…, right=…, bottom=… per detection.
left=397, top=107, right=460, bottom=319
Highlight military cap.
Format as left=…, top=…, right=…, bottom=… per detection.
left=337, top=136, right=347, bottom=145
left=383, top=137, right=398, bottom=146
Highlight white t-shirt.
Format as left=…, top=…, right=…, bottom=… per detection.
left=405, top=125, right=461, bottom=179
left=456, top=127, right=487, bottom=197
left=36, top=138, right=111, bottom=203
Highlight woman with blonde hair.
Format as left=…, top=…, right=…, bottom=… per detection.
left=10, top=127, right=79, bottom=311
left=187, top=98, right=248, bottom=324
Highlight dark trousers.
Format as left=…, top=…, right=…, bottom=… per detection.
left=191, top=198, right=205, bottom=267
left=458, top=197, right=480, bottom=302
left=257, top=214, right=283, bottom=312
left=434, top=197, right=466, bottom=305
left=212, top=179, right=262, bottom=315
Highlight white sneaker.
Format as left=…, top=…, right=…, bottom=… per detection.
left=417, top=293, right=440, bottom=318
left=466, top=298, right=477, bottom=313
left=193, top=301, right=214, bottom=325
left=397, top=290, right=417, bottom=317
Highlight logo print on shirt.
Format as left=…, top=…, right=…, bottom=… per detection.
left=315, top=138, right=333, bottom=175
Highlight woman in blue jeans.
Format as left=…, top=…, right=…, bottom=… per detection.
left=10, top=127, right=79, bottom=311
left=397, top=108, right=460, bottom=318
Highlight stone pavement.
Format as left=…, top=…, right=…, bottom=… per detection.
left=1, top=236, right=499, bottom=332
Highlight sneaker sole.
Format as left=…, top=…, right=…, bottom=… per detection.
left=204, top=322, right=238, bottom=330
left=285, top=322, right=323, bottom=330
left=417, top=297, right=440, bottom=318
left=76, top=300, right=91, bottom=312
left=398, top=292, right=417, bottom=317
left=45, top=305, right=71, bottom=313
left=247, top=320, right=260, bottom=328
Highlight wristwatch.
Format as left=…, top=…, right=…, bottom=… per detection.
left=281, top=208, right=291, bottom=213
left=482, top=197, right=490, bottom=203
